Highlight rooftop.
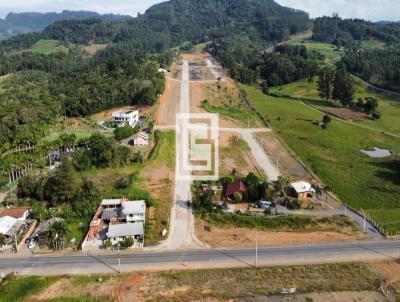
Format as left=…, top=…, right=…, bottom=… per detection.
left=122, top=200, right=146, bottom=215
left=290, top=181, right=315, bottom=194
left=101, top=199, right=123, bottom=206
left=0, top=207, right=29, bottom=219
left=0, top=216, right=25, bottom=237
left=107, top=223, right=144, bottom=238
left=111, top=110, right=139, bottom=118
left=226, top=180, right=247, bottom=196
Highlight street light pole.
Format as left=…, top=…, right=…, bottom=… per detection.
left=117, top=244, right=121, bottom=274
left=255, top=228, right=258, bottom=268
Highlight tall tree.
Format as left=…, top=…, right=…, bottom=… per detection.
left=317, top=67, right=334, bottom=101
left=332, top=66, right=355, bottom=106
left=44, top=159, right=81, bottom=206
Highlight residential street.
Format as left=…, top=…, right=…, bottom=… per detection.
left=162, top=60, right=204, bottom=250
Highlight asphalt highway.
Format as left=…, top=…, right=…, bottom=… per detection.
left=0, top=240, right=399, bottom=276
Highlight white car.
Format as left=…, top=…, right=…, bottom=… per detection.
left=28, top=240, right=37, bottom=249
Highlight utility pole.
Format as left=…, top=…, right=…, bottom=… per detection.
left=255, top=228, right=258, bottom=268
left=117, top=244, right=121, bottom=273
left=344, top=204, right=347, bottom=216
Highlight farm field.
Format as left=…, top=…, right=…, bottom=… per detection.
left=25, top=39, right=69, bottom=55
left=285, top=38, right=342, bottom=63
left=245, top=85, right=400, bottom=233
left=270, top=76, right=400, bottom=135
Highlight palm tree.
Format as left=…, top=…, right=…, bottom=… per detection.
left=273, top=176, right=290, bottom=197
left=49, top=220, right=68, bottom=250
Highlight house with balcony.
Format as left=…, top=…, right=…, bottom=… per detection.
left=111, top=110, right=139, bottom=127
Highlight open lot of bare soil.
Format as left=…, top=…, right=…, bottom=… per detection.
left=156, top=78, right=180, bottom=125
left=195, top=219, right=363, bottom=249
left=321, top=107, right=369, bottom=121
left=219, top=132, right=262, bottom=177
left=256, top=132, right=312, bottom=181
left=84, top=44, right=107, bottom=55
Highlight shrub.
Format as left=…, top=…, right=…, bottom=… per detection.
left=285, top=198, right=301, bottom=210
left=372, top=112, right=381, bottom=120
left=114, top=125, right=136, bottom=141
left=119, top=237, right=134, bottom=248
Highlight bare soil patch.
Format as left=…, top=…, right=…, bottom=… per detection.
left=195, top=219, right=361, bottom=248
left=322, top=108, right=369, bottom=121
left=190, top=79, right=252, bottom=128
left=0, top=73, right=11, bottom=81
left=256, top=132, right=312, bottom=181
left=219, top=133, right=262, bottom=177
left=140, top=162, right=174, bottom=245
left=260, top=291, right=388, bottom=302
left=371, top=261, right=400, bottom=295
left=156, top=78, right=180, bottom=125
left=84, top=44, right=107, bottom=55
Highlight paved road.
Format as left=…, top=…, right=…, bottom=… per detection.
left=1, top=240, right=399, bottom=276
left=162, top=60, right=204, bottom=250
left=237, top=129, right=280, bottom=181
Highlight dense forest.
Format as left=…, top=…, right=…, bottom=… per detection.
left=313, top=16, right=400, bottom=46
left=208, top=41, right=319, bottom=85
left=0, top=0, right=312, bottom=151
left=0, top=10, right=130, bottom=41
left=342, top=48, right=400, bottom=92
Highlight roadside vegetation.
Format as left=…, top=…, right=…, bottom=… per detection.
left=1, top=262, right=391, bottom=301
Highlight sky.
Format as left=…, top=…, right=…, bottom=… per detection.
left=0, top=0, right=399, bottom=22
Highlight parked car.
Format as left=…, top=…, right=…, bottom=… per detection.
left=28, top=240, right=36, bottom=249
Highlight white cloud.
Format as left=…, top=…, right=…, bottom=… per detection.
left=276, top=0, right=400, bottom=21
left=0, top=0, right=399, bottom=21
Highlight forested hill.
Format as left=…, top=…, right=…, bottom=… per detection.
left=313, top=16, right=400, bottom=46
left=0, top=10, right=131, bottom=41
left=6, top=0, right=309, bottom=51
left=0, top=0, right=311, bottom=149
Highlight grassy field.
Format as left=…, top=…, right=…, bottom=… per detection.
left=270, top=76, right=400, bottom=135
left=27, top=39, right=69, bottom=55
left=285, top=38, right=342, bottom=63
left=0, top=275, right=58, bottom=302
left=0, top=263, right=385, bottom=301
left=245, top=85, right=400, bottom=233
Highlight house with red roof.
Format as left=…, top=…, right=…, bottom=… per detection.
left=226, top=180, right=247, bottom=199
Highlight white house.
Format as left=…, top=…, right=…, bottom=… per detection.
left=0, top=216, right=25, bottom=240
left=111, top=110, right=139, bottom=127
left=290, top=181, right=315, bottom=200
left=121, top=200, right=146, bottom=223
left=107, top=223, right=144, bottom=245
left=131, top=132, right=149, bottom=147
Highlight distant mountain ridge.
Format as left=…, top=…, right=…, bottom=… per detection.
left=0, top=10, right=131, bottom=41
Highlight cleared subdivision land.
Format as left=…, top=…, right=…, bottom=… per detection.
left=245, top=85, right=400, bottom=233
